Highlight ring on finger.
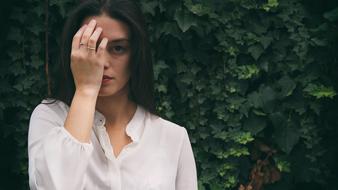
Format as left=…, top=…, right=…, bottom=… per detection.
left=87, top=46, right=96, bottom=50
left=79, top=42, right=85, bottom=46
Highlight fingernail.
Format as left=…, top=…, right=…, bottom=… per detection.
left=90, top=19, right=96, bottom=24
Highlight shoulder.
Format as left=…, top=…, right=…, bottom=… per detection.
left=148, top=112, right=185, bottom=130
left=30, top=98, right=69, bottom=122
left=146, top=113, right=188, bottom=140
left=158, top=117, right=185, bottom=131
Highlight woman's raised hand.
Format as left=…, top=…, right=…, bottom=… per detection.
left=70, top=19, right=108, bottom=96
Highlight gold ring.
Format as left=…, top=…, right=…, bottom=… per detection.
left=87, top=46, right=96, bottom=50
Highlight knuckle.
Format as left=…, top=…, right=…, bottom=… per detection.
left=81, top=35, right=88, bottom=42
left=89, top=38, right=96, bottom=44
left=71, top=52, right=86, bottom=61
left=72, top=35, right=78, bottom=41
left=71, top=51, right=78, bottom=59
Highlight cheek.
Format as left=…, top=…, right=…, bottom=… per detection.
left=113, top=56, right=130, bottom=79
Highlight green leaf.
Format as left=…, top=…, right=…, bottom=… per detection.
left=271, top=112, right=300, bottom=154
left=259, top=36, right=273, bottom=49
left=253, top=109, right=267, bottom=116
left=187, top=3, right=213, bottom=17
left=248, top=85, right=276, bottom=112
left=236, top=64, right=260, bottom=79
left=274, top=156, right=291, bottom=172
left=153, top=60, right=169, bottom=80
left=158, top=22, right=180, bottom=36
left=233, top=132, right=254, bottom=144
left=248, top=44, right=264, bottom=60
left=278, top=75, right=296, bottom=97
left=244, top=115, right=267, bottom=135
left=323, top=7, right=338, bottom=22
left=198, top=181, right=206, bottom=190
left=262, top=0, right=279, bottom=11
left=248, top=91, right=262, bottom=108
left=311, top=38, right=327, bottom=46
left=174, top=9, right=197, bottom=32
left=156, top=84, right=167, bottom=93
left=216, top=147, right=250, bottom=159
left=304, top=84, right=336, bottom=99
left=141, top=1, right=158, bottom=16
left=209, top=182, right=223, bottom=190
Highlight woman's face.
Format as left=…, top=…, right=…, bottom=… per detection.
left=82, top=14, right=131, bottom=97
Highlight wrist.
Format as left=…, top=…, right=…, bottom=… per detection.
left=75, top=88, right=99, bottom=98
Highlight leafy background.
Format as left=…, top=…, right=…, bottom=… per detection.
left=0, top=0, right=337, bottom=189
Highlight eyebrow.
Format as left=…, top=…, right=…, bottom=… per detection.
left=107, top=38, right=129, bottom=44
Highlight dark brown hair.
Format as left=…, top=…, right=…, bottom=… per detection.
left=47, top=0, right=156, bottom=114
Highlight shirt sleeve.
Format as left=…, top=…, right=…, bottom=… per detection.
left=175, top=128, right=198, bottom=190
left=28, top=103, right=94, bottom=190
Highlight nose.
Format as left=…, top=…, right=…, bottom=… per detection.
left=103, top=61, right=109, bottom=70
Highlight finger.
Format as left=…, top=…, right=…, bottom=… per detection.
left=87, top=27, right=103, bottom=55
left=80, top=19, right=97, bottom=49
left=72, top=25, right=87, bottom=50
left=97, top=38, right=108, bottom=56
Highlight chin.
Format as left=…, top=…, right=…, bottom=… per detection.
left=97, top=92, right=113, bottom=97
left=97, top=89, right=117, bottom=97
left=97, top=85, right=128, bottom=98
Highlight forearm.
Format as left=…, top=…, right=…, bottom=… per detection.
left=64, top=89, right=98, bottom=143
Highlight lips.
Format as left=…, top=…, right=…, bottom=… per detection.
left=101, top=75, right=113, bottom=85
left=102, top=75, right=113, bottom=80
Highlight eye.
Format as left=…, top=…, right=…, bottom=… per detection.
left=111, top=45, right=126, bottom=54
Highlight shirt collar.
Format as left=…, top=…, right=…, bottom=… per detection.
left=93, top=105, right=146, bottom=143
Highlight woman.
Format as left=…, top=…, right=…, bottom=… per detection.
left=27, top=0, right=198, bottom=189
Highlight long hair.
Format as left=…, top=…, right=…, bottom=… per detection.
left=47, top=0, right=156, bottom=114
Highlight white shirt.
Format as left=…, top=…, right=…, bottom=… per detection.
left=28, top=99, right=198, bottom=190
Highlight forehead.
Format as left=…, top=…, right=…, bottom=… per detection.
left=82, top=14, right=129, bottom=41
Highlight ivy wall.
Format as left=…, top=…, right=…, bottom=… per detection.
left=1, top=0, right=338, bottom=189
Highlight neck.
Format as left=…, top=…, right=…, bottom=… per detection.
left=96, top=90, right=137, bottom=131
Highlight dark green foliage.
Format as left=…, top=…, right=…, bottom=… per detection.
left=1, top=0, right=337, bottom=189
